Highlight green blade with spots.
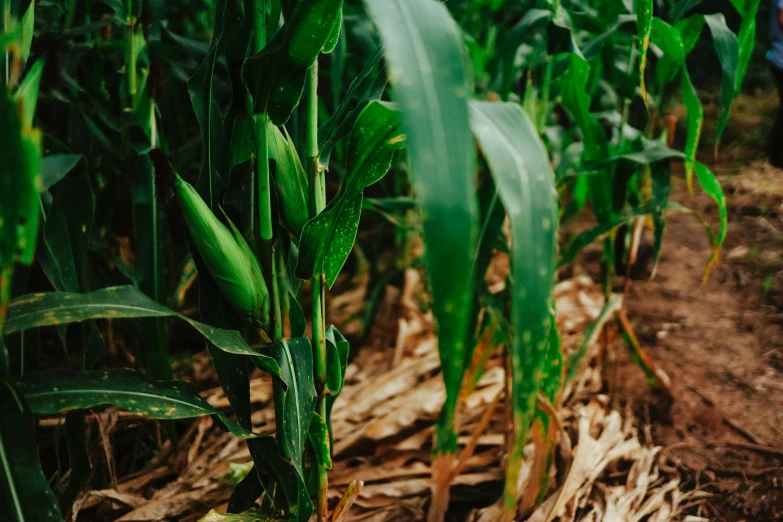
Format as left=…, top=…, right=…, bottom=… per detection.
left=4, top=286, right=281, bottom=376
left=468, top=101, right=558, bottom=511
left=296, top=101, right=405, bottom=287
left=635, top=0, right=653, bottom=104
left=364, top=0, right=478, bottom=455
left=16, top=368, right=256, bottom=438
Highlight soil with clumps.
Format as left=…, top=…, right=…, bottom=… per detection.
left=602, top=162, right=783, bottom=521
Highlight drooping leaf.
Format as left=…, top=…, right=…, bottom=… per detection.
left=296, top=101, right=404, bottom=287
left=364, top=0, right=478, bottom=454
left=0, top=378, right=62, bottom=522
left=16, top=368, right=256, bottom=438
left=4, top=286, right=280, bottom=374
left=469, top=101, right=558, bottom=509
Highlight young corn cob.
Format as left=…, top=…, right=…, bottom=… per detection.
left=151, top=150, right=270, bottom=328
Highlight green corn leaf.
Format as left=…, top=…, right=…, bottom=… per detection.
left=16, top=59, right=44, bottom=129
left=296, top=101, right=404, bottom=287
left=580, top=138, right=685, bottom=170
left=702, top=13, right=739, bottom=146
left=635, top=0, right=653, bottom=104
left=681, top=69, right=703, bottom=190
left=323, top=325, right=349, bottom=397
left=715, top=0, right=760, bottom=145
left=246, top=436, right=313, bottom=522
left=307, top=412, right=332, bottom=470
left=243, top=0, right=344, bottom=125
left=694, top=161, right=727, bottom=279
left=558, top=202, right=657, bottom=267
left=322, top=8, right=343, bottom=54
left=318, top=46, right=386, bottom=168
left=651, top=163, right=672, bottom=266
left=651, top=17, right=685, bottom=89
left=671, top=0, right=704, bottom=21
left=188, top=0, right=244, bottom=203
left=560, top=53, right=613, bottom=224
left=565, top=294, right=623, bottom=383
left=38, top=171, right=94, bottom=295
left=0, top=378, right=62, bottom=522
left=469, top=101, right=557, bottom=509
left=4, top=286, right=280, bottom=374
left=20, top=0, right=35, bottom=62
left=16, top=368, right=255, bottom=438
left=269, top=123, right=310, bottom=238
left=324, top=325, right=349, bottom=443
left=364, top=0, right=478, bottom=454
left=263, top=337, right=316, bottom=478
left=0, top=78, right=42, bottom=268
left=285, top=0, right=344, bottom=68
left=41, top=154, right=84, bottom=191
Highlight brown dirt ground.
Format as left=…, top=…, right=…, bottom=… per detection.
left=599, top=159, right=783, bottom=520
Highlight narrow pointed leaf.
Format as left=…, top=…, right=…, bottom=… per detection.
left=636, top=0, right=653, bottom=103
left=469, top=101, right=558, bottom=508
left=297, top=101, right=404, bottom=287
left=364, top=0, right=478, bottom=453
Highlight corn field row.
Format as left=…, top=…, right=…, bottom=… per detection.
left=0, top=0, right=756, bottom=521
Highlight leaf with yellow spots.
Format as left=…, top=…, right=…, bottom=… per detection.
left=17, top=368, right=257, bottom=438
left=296, top=101, right=404, bottom=287
left=0, top=378, right=62, bottom=522
left=635, top=0, right=653, bottom=105
left=4, top=286, right=282, bottom=377
left=468, top=101, right=557, bottom=513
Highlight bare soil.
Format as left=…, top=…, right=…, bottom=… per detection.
left=606, top=164, right=783, bottom=521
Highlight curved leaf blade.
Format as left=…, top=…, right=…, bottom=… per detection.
left=4, top=286, right=280, bottom=374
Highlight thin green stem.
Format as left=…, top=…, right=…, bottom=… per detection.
left=0, top=266, right=12, bottom=376
left=306, top=60, right=328, bottom=522
left=126, top=12, right=137, bottom=106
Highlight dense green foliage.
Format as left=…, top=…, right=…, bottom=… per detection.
left=0, top=0, right=756, bottom=520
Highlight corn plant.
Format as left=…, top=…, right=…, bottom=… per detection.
left=0, top=1, right=760, bottom=522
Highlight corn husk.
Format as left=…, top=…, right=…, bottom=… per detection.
left=173, top=174, right=269, bottom=327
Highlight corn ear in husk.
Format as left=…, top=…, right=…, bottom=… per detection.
left=172, top=173, right=270, bottom=328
